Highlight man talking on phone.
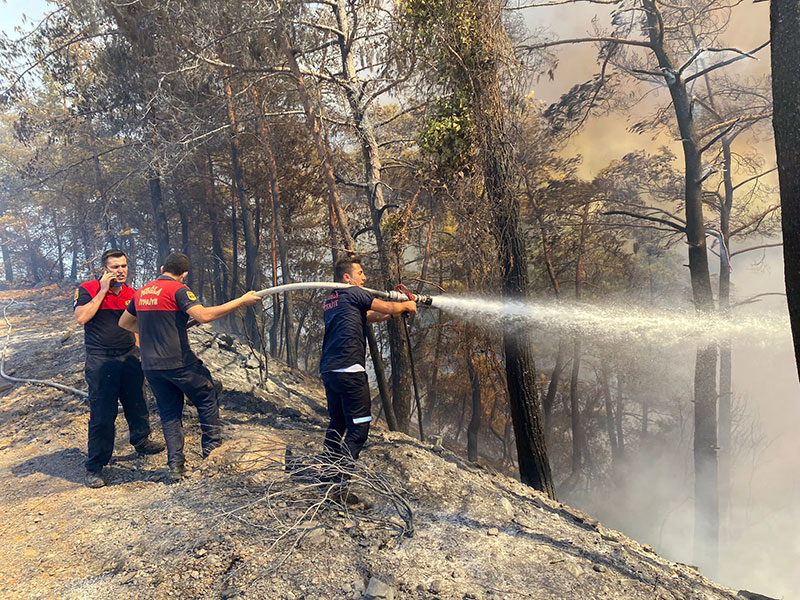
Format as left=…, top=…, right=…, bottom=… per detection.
left=74, top=249, right=164, bottom=488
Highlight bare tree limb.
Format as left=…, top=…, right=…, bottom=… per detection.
left=729, top=242, right=782, bottom=258
left=683, top=40, right=770, bottom=84
left=732, top=167, right=777, bottom=191
left=679, top=45, right=764, bottom=76
left=519, top=36, right=652, bottom=52
left=602, top=210, right=686, bottom=232
left=729, top=205, right=780, bottom=237
left=291, top=20, right=344, bottom=36
left=697, top=111, right=772, bottom=138
left=698, top=119, right=739, bottom=154
left=732, top=292, right=786, bottom=307
left=504, top=0, right=620, bottom=8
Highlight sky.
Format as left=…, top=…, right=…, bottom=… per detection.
left=0, top=0, right=50, bottom=37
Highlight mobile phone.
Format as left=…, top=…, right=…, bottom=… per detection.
left=105, top=268, right=121, bottom=287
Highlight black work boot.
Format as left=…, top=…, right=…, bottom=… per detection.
left=167, top=464, right=186, bottom=483
left=85, top=470, right=105, bottom=488
left=135, top=439, right=166, bottom=455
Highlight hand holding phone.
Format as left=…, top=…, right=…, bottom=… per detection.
left=99, top=270, right=116, bottom=292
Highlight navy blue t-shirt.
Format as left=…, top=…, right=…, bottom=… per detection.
left=319, top=286, right=375, bottom=373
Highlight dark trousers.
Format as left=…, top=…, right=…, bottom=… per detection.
left=84, top=350, right=151, bottom=472
left=321, top=371, right=372, bottom=461
left=145, top=361, right=221, bottom=470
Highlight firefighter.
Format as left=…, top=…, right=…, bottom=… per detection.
left=118, top=252, right=261, bottom=482
left=319, top=257, right=416, bottom=466
left=74, top=249, right=164, bottom=489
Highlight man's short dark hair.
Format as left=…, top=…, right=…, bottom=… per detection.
left=101, top=249, right=126, bottom=267
left=163, top=252, right=191, bottom=276
left=334, top=257, right=361, bottom=283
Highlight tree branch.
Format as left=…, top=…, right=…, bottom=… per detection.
left=504, top=0, right=620, bottom=8
left=698, top=119, right=739, bottom=154
left=679, top=45, right=763, bottom=77
left=732, top=167, right=777, bottom=191
left=732, top=292, right=785, bottom=307
left=519, top=36, right=652, bottom=52
left=729, top=242, right=782, bottom=258
left=2, top=31, right=120, bottom=97
left=729, top=205, right=780, bottom=237
left=602, top=210, right=686, bottom=232
left=292, top=20, right=344, bottom=36
left=683, top=40, right=770, bottom=84
left=697, top=111, right=772, bottom=138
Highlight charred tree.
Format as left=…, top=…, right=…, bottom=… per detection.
left=771, top=0, right=800, bottom=382
left=224, top=73, right=260, bottom=342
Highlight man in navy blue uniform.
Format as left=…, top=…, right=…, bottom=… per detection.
left=320, top=257, right=416, bottom=463
left=119, top=252, right=261, bottom=482
left=74, top=249, right=164, bottom=489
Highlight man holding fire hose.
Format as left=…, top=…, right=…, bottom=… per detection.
left=319, top=257, right=417, bottom=466
left=118, top=252, right=261, bottom=483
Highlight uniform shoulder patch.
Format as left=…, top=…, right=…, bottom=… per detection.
left=73, top=289, right=79, bottom=303
left=186, top=291, right=197, bottom=301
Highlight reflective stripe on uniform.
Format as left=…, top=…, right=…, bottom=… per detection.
left=352, top=416, right=372, bottom=424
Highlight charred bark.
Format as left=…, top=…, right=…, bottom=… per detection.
left=148, top=171, right=170, bottom=266
left=475, top=51, right=554, bottom=497
left=644, top=0, right=719, bottom=571
left=225, top=75, right=259, bottom=342
left=772, top=0, right=800, bottom=377
left=203, top=154, right=227, bottom=304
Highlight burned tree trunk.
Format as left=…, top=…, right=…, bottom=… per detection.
left=466, top=337, right=482, bottom=462
left=203, top=154, right=227, bottom=304
left=642, top=0, right=719, bottom=572
left=270, top=3, right=394, bottom=422
left=473, top=20, right=555, bottom=497
left=330, top=0, right=413, bottom=432
left=1, top=228, right=13, bottom=283
left=772, top=0, right=800, bottom=381
left=225, top=74, right=260, bottom=342
left=148, top=170, right=170, bottom=266
left=252, top=87, right=297, bottom=367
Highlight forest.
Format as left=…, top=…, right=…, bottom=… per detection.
left=1, top=0, right=798, bottom=594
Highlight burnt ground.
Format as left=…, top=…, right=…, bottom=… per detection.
left=0, top=285, right=768, bottom=600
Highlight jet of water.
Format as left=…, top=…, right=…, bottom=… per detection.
left=431, top=295, right=789, bottom=346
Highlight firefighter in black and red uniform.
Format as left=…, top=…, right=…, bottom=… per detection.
left=119, top=252, right=261, bottom=482
left=74, top=249, right=164, bottom=489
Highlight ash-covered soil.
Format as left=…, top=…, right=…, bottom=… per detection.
left=0, top=284, right=760, bottom=600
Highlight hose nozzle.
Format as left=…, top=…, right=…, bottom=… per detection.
left=395, top=284, right=433, bottom=306
left=383, top=290, right=410, bottom=302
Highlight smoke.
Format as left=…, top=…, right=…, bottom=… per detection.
left=433, top=242, right=798, bottom=597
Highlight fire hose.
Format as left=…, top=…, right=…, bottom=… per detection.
left=249, top=281, right=434, bottom=306
left=1, top=299, right=88, bottom=398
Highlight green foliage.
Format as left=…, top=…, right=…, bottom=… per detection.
left=418, top=95, right=474, bottom=173
left=381, top=211, right=406, bottom=251
left=400, top=0, right=480, bottom=50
